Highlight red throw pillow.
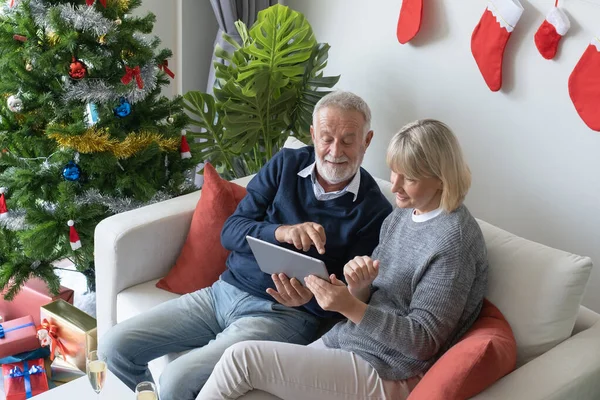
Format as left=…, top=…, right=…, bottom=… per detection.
left=156, top=163, right=247, bottom=294
left=408, top=299, right=517, bottom=400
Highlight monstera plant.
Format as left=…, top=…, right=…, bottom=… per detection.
left=183, top=4, right=340, bottom=179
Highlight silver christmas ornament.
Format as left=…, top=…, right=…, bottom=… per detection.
left=7, top=95, right=23, bottom=112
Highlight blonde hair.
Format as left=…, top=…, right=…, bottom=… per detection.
left=386, top=119, right=471, bottom=212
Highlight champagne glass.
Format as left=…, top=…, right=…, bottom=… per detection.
left=135, top=381, right=158, bottom=400
left=87, top=350, right=107, bottom=394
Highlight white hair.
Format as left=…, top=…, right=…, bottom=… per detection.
left=313, top=91, right=372, bottom=133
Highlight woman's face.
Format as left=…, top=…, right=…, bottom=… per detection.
left=390, top=170, right=443, bottom=214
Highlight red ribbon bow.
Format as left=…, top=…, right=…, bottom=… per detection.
left=86, top=0, right=107, bottom=7
left=159, top=60, right=175, bottom=79
left=9, top=0, right=14, bottom=7
left=37, top=319, right=69, bottom=361
left=121, top=66, right=144, bottom=89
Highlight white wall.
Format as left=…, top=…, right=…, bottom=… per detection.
left=135, top=0, right=218, bottom=96
left=287, top=0, right=600, bottom=312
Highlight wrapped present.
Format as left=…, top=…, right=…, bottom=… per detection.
left=0, top=278, right=74, bottom=326
left=0, top=347, right=52, bottom=381
left=39, top=299, right=96, bottom=371
left=0, top=316, right=40, bottom=359
left=2, top=358, right=49, bottom=399
left=49, top=356, right=85, bottom=385
left=0, top=346, right=50, bottom=364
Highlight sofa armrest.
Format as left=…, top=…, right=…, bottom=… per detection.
left=94, top=190, right=201, bottom=340
left=471, top=321, right=600, bottom=400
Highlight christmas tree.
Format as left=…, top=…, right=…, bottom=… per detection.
left=0, top=0, right=197, bottom=299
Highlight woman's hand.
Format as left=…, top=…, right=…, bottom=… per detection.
left=344, top=256, right=379, bottom=298
left=305, top=274, right=368, bottom=324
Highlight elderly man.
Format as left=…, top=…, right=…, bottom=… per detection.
left=99, top=91, right=392, bottom=400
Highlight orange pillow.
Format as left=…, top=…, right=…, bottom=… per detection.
left=408, top=299, right=517, bottom=400
left=156, top=163, right=247, bottom=294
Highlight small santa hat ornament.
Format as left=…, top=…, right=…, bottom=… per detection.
left=68, top=220, right=82, bottom=251
left=180, top=132, right=192, bottom=159
left=0, top=187, right=8, bottom=219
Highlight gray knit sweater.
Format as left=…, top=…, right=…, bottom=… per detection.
left=322, top=205, right=488, bottom=380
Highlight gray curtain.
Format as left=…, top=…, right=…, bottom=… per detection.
left=207, top=0, right=277, bottom=93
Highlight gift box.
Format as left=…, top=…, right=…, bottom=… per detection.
left=39, top=299, right=96, bottom=371
left=0, top=316, right=40, bottom=359
left=49, top=356, right=85, bottom=385
left=0, top=278, right=74, bottom=326
left=0, top=347, right=52, bottom=382
left=2, top=358, right=49, bottom=399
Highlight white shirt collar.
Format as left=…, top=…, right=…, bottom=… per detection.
left=412, top=207, right=444, bottom=222
left=298, top=162, right=361, bottom=202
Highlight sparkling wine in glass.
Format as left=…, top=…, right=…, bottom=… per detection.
left=135, top=381, right=158, bottom=400
left=87, top=350, right=107, bottom=394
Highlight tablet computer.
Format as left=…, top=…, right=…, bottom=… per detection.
left=246, top=236, right=329, bottom=282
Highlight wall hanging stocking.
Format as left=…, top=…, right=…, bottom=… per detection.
left=534, top=1, right=570, bottom=60
left=471, top=0, right=524, bottom=91
left=568, top=35, right=600, bottom=131
left=397, top=0, right=423, bottom=44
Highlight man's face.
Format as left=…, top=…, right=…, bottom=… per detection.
left=310, top=107, right=373, bottom=185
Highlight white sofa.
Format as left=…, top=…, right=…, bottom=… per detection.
left=95, top=172, right=600, bottom=399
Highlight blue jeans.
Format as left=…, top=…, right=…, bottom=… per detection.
left=99, top=279, right=320, bottom=400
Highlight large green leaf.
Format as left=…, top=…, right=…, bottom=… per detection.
left=289, top=43, right=340, bottom=143
left=182, top=91, right=238, bottom=175
left=183, top=4, right=340, bottom=177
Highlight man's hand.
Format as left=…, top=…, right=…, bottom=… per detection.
left=266, top=273, right=313, bottom=307
left=344, top=256, right=379, bottom=293
left=275, top=222, right=326, bottom=254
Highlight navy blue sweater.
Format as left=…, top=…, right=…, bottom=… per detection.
left=220, top=146, right=392, bottom=318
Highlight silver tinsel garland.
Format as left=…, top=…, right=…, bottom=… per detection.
left=0, top=209, right=28, bottom=231
left=75, top=189, right=174, bottom=214
left=29, top=0, right=51, bottom=30
left=28, top=0, right=157, bottom=105
left=58, top=3, right=115, bottom=37
left=62, top=62, right=158, bottom=104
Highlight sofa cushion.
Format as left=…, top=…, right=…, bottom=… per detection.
left=476, top=219, right=592, bottom=366
left=408, top=299, right=517, bottom=400
left=156, top=163, right=247, bottom=294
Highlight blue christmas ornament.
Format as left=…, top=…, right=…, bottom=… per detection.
left=113, top=97, right=131, bottom=117
left=63, top=161, right=81, bottom=181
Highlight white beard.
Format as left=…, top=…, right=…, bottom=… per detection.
left=315, top=153, right=363, bottom=185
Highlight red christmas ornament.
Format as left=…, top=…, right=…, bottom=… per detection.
left=159, top=60, right=175, bottom=79
left=121, top=65, right=144, bottom=89
left=86, top=0, right=107, bottom=7
left=0, top=188, right=8, bottom=219
left=13, top=34, right=27, bottom=42
left=68, top=220, right=82, bottom=251
left=69, top=58, right=88, bottom=80
left=180, top=132, right=192, bottom=159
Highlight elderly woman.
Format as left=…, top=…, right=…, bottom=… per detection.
left=198, top=119, right=489, bottom=400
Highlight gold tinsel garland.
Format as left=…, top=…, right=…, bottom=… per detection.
left=48, top=128, right=179, bottom=159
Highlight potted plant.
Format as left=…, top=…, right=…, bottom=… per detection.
left=183, top=4, right=340, bottom=179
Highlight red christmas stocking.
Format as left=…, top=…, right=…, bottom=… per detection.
left=471, top=0, right=524, bottom=92
left=534, top=7, right=570, bottom=60
left=568, top=36, right=600, bottom=131
left=397, top=0, right=423, bottom=44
